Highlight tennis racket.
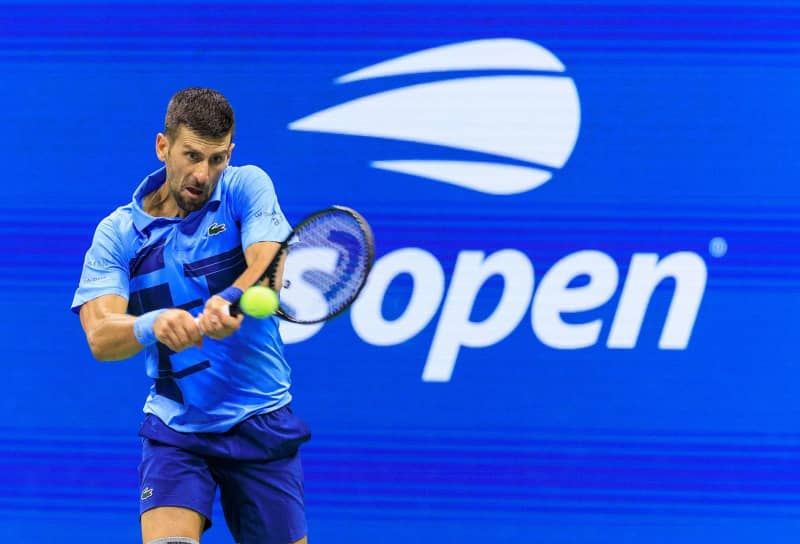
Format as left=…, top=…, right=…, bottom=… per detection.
left=230, top=205, right=374, bottom=324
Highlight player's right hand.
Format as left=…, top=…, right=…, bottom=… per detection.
left=197, top=294, right=244, bottom=341
left=152, top=309, right=203, bottom=352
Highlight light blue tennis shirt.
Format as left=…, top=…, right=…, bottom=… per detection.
left=72, top=165, right=293, bottom=432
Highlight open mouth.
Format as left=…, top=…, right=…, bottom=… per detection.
left=184, top=186, right=204, bottom=198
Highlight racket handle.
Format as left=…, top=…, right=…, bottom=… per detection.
left=195, top=303, right=238, bottom=329
left=192, top=316, right=204, bottom=346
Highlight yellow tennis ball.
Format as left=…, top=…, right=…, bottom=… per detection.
left=239, top=286, right=279, bottom=318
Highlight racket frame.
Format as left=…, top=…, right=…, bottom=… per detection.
left=231, top=205, right=375, bottom=324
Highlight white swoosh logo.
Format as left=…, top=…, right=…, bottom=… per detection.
left=289, top=39, right=581, bottom=195
left=371, top=161, right=552, bottom=195
left=336, top=38, right=566, bottom=82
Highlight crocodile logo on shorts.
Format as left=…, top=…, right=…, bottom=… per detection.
left=141, top=486, right=153, bottom=500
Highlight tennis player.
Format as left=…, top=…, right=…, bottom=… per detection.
left=72, top=88, right=310, bottom=544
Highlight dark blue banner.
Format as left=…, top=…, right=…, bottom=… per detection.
left=1, top=2, right=799, bottom=542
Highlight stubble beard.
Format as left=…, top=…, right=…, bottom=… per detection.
left=169, top=177, right=206, bottom=214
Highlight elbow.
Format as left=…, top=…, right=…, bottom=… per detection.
left=86, top=331, right=118, bottom=362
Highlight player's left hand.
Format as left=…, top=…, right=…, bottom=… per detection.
left=197, top=294, right=244, bottom=340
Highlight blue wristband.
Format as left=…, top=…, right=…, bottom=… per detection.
left=217, top=286, right=244, bottom=304
left=133, top=309, right=167, bottom=346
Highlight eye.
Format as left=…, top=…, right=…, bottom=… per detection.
left=211, top=155, right=226, bottom=165
left=186, top=151, right=200, bottom=161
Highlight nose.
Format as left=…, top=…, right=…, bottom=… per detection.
left=193, top=162, right=210, bottom=185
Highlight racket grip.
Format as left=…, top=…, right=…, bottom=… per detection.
left=229, top=303, right=242, bottom=317
left=192, top=316, right=204, bottom=345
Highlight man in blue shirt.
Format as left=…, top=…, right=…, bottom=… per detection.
left=73, top=88, right=310, bottom=544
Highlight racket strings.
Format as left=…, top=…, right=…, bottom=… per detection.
left=280, top=210, right=372, bottom=322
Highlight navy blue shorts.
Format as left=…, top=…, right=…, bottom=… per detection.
left=138, top=404, right=311, bottom=544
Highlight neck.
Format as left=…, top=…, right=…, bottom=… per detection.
left=143, top=183, right=185, bottom=218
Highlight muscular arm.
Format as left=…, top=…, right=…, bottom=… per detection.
left=80, top=294, right=203, bottom=361
left=234, top=241, right=283, bottom=291
left=192, top=241, right=284, bottom=338
left=79, top=294, right=143, bottom=361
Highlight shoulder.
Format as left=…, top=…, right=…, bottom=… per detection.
left=92, top=204, right=136, bottom=254
left=97, top=204, right=133, bottom=237
left=224, top=164, right=275, bottom=190
left=223, top=165, right=279, bottom=210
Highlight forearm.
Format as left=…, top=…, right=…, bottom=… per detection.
left=231, top=254, right=272, bottom=290
left=231, top=241, right=283, bottom=293
left=85, top=313, right=145, bottom=361
left=81, top=295, right=201, bottom=362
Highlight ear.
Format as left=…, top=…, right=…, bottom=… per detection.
left=228, top=142, right=236, bottom=159
left=155, top=133, right=169, bottom=162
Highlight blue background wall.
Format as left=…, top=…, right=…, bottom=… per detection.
left=1, top=1, right=799, bottom=542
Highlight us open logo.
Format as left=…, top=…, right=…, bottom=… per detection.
left=282, top=39, right=707, bottom=383
left=289, top=38, right=581, bottom=195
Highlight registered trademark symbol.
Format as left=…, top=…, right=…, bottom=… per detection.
left=709, top=237, right=727, bottom=258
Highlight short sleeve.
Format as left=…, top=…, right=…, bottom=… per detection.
left=230, top=165, right=292, bottom=249
left=70, top=216, right=130, bottom=313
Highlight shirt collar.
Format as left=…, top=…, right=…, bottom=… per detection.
left=131, top=166, right=225, bottom=234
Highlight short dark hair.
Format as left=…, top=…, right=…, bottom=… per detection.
left=164, top=87, right=235, bottom=141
